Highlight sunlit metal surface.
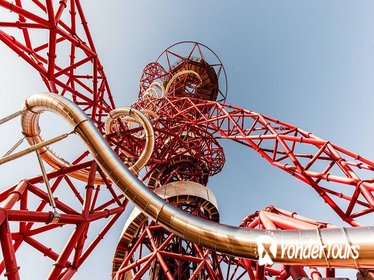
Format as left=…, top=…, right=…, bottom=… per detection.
left=21, top=92, right=374, bottom=268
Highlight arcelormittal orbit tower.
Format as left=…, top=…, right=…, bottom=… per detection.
left=0, top=2, right=374, bottom=280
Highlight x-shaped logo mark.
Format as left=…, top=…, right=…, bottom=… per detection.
left=256, top=235, right=277, bottom=266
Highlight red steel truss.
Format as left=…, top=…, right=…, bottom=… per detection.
left=0, top=1, right=122, bottom=279
left=134, top=96, right=374, bottom=226
left=0, top=160, right=126, bottom=279
left=224, top=206, right=336, bottom=280
left=0, top=2, right=373, bottom=280
left=112, top=199, right=223, bottom=279
left=0, top=0, right=114, bottom=127
left=113, top=223, right=223, bottom=279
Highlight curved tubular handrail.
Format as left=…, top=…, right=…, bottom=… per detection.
left=22, top=100, right=154, bottom=183
left=105, top=107, right=155, bottom=174
left=164, top=70, right=202, bottom=95
left=21, top=93, right=374, bottom=268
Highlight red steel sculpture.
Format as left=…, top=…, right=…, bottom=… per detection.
left=0, top=1, right=373, bottom=279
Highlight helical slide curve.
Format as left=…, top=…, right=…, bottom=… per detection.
left=21, top=92, right=374, bottom=269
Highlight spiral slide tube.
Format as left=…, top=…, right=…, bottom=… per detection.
left=21, top=93, right=374, bottom=268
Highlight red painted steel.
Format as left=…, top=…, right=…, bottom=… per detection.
left=134, top=96, right=374, bottom=226
left=0, top=2, right=372, bottom=279
left=0, top=2, right=124, bottom=278
left=0, top=160, right=126, bottom=279
left=220, top=206, right=335, bottom=280
left=0, top=0, right=114, bottom=128
left=113, top=223, right=225, bottom=279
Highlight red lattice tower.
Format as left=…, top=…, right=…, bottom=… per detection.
left=111, top=42, right=229, bottom=279
left=0, top=2, right=374, bottom=280
left=111, top=41, right=374, bottom=279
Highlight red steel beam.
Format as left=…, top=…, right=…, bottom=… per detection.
left=0, top=221, right=20, bottom=280
left=0, top=0, right=115, bottom=128
left=135, top=96, right=374, bottom=225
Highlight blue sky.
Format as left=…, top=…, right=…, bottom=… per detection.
left=1, top=1, right=374, bottom=278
